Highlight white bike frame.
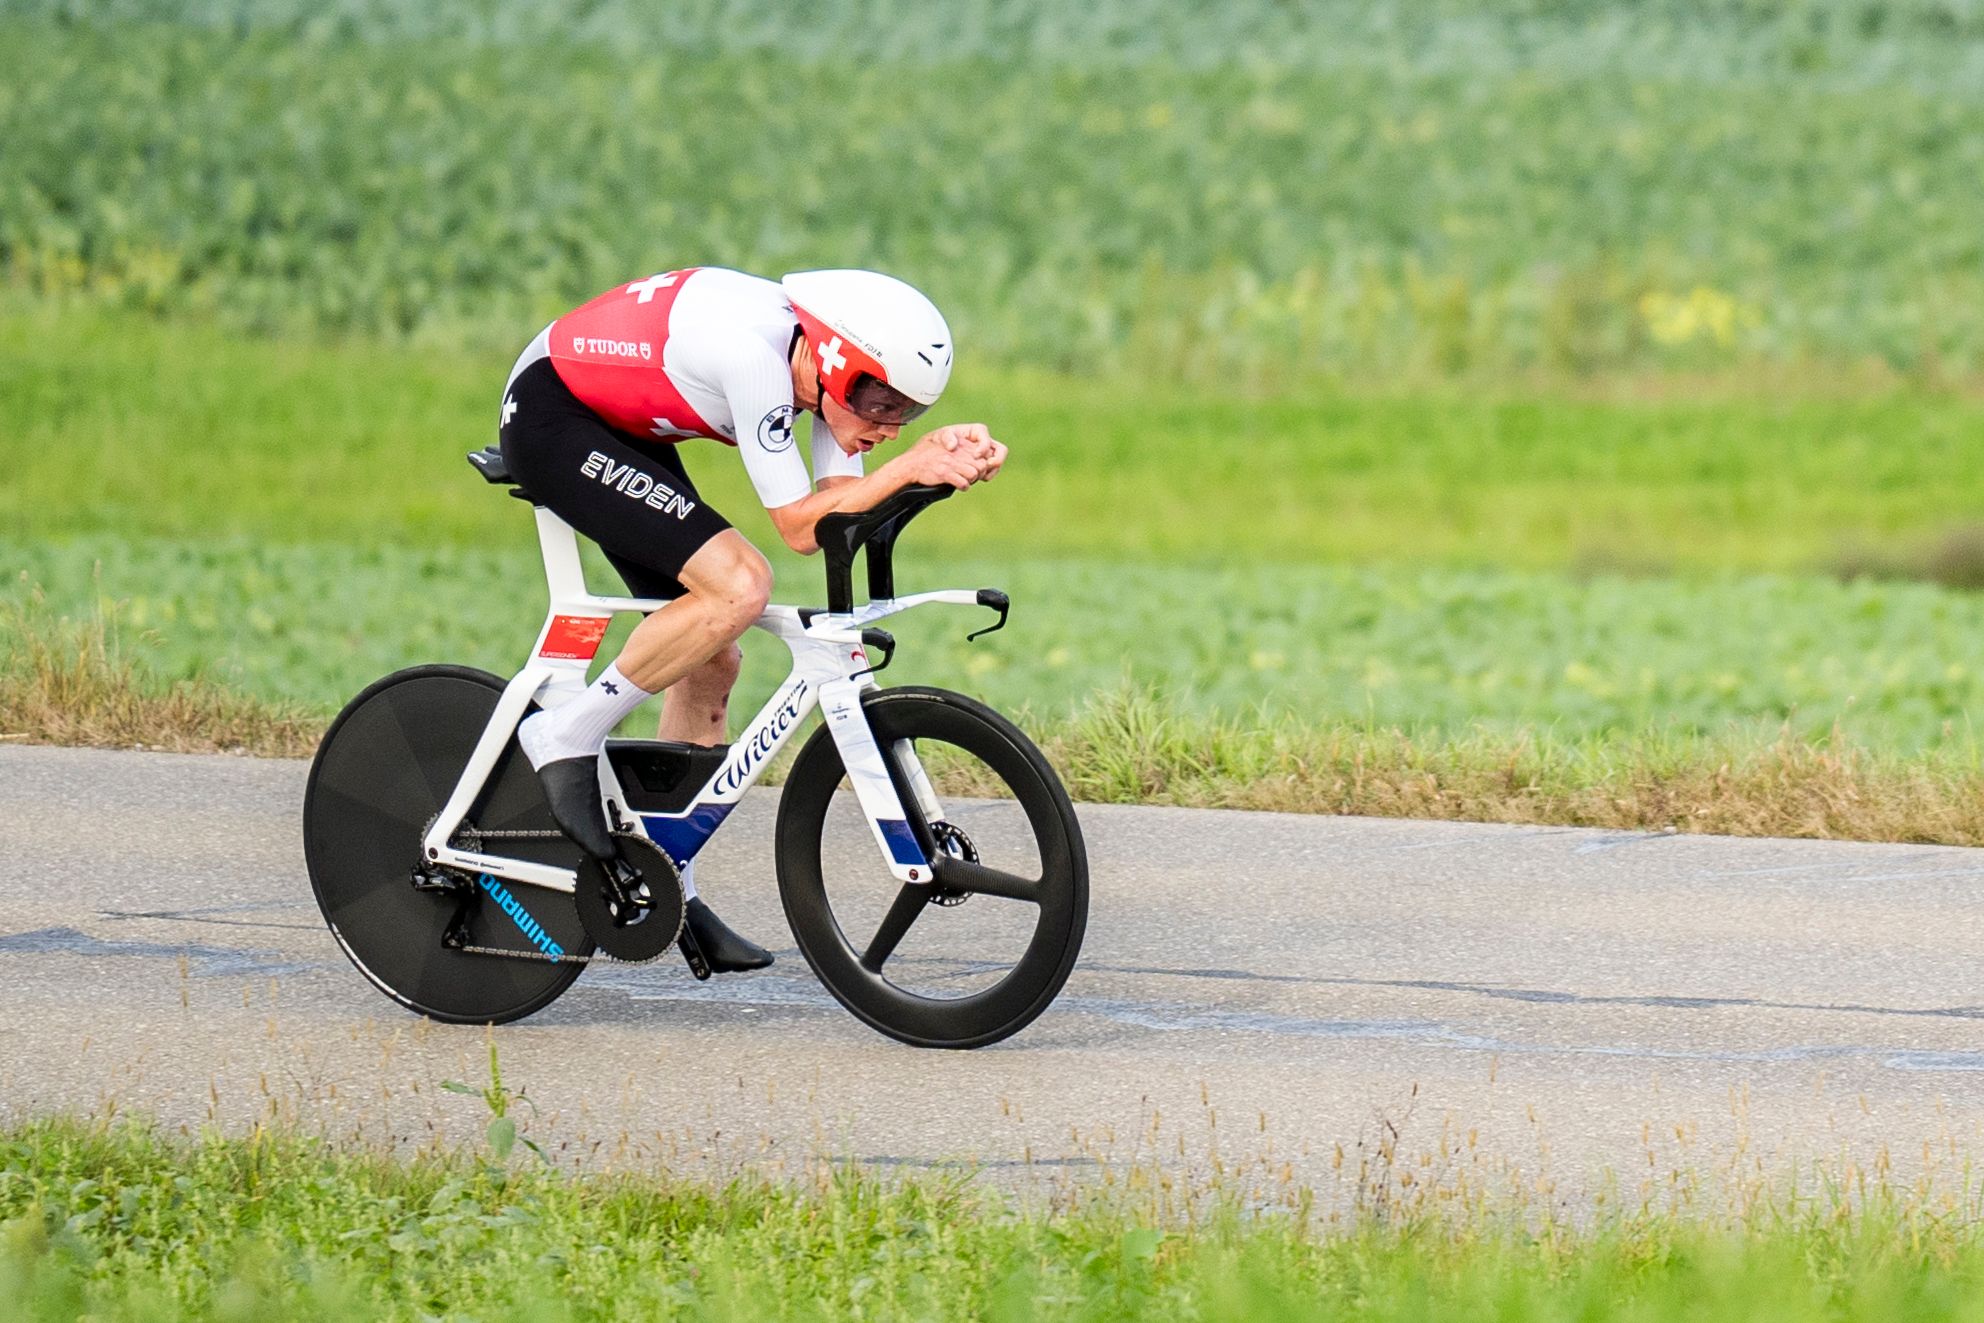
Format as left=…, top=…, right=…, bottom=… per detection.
left=419, top=507, right=973, bottom=897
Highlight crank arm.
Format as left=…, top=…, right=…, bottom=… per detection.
left=677, top=924, right=713, bottom=981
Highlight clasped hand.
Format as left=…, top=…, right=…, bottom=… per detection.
left=898, top=423, right=1007, bottom=490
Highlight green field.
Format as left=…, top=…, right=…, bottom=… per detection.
left=6, top=2, right=1984, bottom=378
left=7, top=1115, right=1984, bottom=1322
left=19, top=532, right=1984, bottom=756
left=7, top=306, right=1984, bottom=756
left=10, top=304, right=1984, bottom=573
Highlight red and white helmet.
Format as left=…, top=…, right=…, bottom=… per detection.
left=782, top=269, right=952, bottom=425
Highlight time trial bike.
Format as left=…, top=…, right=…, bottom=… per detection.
left=301, top=447, right=1088, bottom=1049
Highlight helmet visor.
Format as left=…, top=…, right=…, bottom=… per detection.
left=844, top=372, right=930, bottom=426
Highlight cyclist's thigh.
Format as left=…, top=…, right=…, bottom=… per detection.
left=500, top=359, right=732, bottom=584
left=601, top=548, right=687, bottom=601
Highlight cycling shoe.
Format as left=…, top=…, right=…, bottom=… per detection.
left=534, top=755, right=620, bottom=861
left=683, top=897, right=774, bottom=973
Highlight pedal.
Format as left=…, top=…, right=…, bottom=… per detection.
left=677, top=925, right=713, bottom=981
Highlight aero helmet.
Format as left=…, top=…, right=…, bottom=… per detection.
left=782, top=269, right=951, bottom=424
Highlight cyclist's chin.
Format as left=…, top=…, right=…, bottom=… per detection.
left=819, top=411, right=876, bottom=456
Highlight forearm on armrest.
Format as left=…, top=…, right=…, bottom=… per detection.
left=765, top=462, right=909, bottom=554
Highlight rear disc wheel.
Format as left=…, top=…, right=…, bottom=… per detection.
left=303, top=665, right=593, bottom=1024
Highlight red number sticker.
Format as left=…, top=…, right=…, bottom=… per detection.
left=539, top=615, right=611, bottom=661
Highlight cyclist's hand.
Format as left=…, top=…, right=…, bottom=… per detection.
left=940, top=422, right=1006, bottom=480
left=901, top=427, right=991, bottom=489
left=911, top=423, right=1006, bottom=487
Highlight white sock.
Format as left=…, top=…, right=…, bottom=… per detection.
left=517, top=662, right=656, bottom=769
left=678, top=858, right=699, bottom=902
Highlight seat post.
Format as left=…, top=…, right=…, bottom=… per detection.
left=534, top=507, right=590, bottom=605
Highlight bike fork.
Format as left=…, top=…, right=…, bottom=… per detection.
left=818, top=680, right=935, bottom=883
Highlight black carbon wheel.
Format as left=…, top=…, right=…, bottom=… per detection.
left=303, top=665, right=593, bottom=1024
left=776, top=686, right=1087, bottom=1049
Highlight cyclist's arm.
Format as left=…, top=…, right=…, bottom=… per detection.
left=713, top=338, right=817, bottom=512
left=765, top=431, right=990, bottom=555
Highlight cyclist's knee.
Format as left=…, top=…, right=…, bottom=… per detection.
left=720, top=555, right=773, bottom=628
left=682, top=536, right=772, bottom=632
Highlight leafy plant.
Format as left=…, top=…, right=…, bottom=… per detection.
left=440, top=1040, right=544, bottom=1166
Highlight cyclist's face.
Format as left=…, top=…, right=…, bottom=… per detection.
left=819, top=391, right=902, bottom=454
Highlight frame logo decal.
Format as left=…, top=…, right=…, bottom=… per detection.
left=479, top=873, right=565, bottom=961
left=713, top=678, right=808, bottom=796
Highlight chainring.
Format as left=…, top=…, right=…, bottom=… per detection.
left=928, top=821, right=977, bottom=907
left=573, top=834, right=686, bottom=963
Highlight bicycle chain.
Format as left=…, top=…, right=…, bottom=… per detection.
left=431, top=820, right=659, bottom=965
left=453, top=941, right=612, bottom=964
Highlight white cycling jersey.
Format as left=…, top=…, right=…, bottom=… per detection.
left=505, top=267, right=862, bottom=509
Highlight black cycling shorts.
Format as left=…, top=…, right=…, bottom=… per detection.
left=499, top=358, right=733, bottom=600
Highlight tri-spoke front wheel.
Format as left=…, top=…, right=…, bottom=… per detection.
left=775, top=687, right=1088, bottom=1049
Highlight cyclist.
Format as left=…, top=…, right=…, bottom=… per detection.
left=497, top=267, right=1005, bottom=971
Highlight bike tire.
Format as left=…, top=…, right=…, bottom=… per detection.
left=303, top=665, right=594, bottom=1024
left=775, top=686, right=1088, bottom=1049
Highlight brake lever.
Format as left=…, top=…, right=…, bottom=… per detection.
left=966, top=589, right=1010, bottom=642
left=851, top=628, right=896, bottom=680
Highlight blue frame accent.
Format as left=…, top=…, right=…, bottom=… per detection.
left=639, top=801, right=737, bottom=865
left=876, top=818, right=927, bottom=866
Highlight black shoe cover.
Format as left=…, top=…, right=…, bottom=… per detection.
left=684, top=897, right=774, bottom=972
left=535, top=755, right=620, bottom=861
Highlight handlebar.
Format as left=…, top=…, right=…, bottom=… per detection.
left=812, top=484, right=955, bottom=613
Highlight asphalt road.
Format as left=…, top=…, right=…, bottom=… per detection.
left=5, top=742, right=1984, bottom=1209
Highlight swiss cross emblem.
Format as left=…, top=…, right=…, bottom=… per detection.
left=627, top=273, right=677, bottom=303
left=817, top=335, right=847, bottom=378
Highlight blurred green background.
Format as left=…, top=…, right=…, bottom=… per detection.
left=4, top=0, right=1984, bottom=755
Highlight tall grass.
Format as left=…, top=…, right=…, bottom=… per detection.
left=0, top=576, right=319, bottom=757
left=17, top=529, right=1984, bottom=755
left=1032, top=687, right=1984, bottom=846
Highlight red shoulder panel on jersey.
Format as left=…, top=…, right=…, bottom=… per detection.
left=548, top=269, right=725, bottom=443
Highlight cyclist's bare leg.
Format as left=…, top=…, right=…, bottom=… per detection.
left=523, top=532, right=773, bottom=970
left=516, top=532, right=765, bottom=770
left=613, top=532, right=770, bottom=694
left=645, top=623, right=767, bottom=966
left=656, top=645, right=741, bottom=746
left=517, top=531, right=762, bottom=822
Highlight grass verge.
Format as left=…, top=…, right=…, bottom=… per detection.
left=8, top=592, right=1982, bottom=845
left=0, top=585, right=319, bottom=759
left=5, top=1113, right=1984, bottom=1321
left=1036, top=689, right=1984, bottom=845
